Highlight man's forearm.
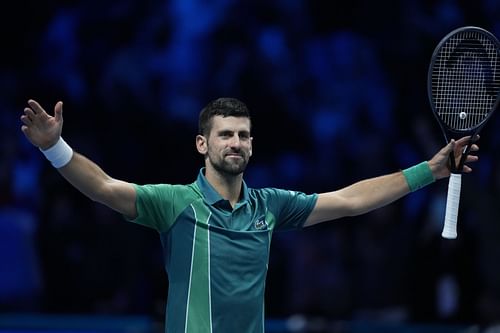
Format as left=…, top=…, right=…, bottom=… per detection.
left=337, top=171, right=410, bottom=216
left=56, top=151, right=137, bottom=218
left=57, top=151, right=113, bottom=203
left=305, top=171, right=411, bottom=227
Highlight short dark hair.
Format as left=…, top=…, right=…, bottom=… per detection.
left=198, top=97, right=251, bottom=136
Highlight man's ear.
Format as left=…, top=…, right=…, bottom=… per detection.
left=249, top=136, right=253, bottom=157
left=196, top=134, right=207, bottom=154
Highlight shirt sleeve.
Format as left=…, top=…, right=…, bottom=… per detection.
left=265, top=188, right=318, bottom=231
left=125, top=183, right=179, bottom=232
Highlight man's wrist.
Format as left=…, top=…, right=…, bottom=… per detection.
left=39, top=137, right=74, bottom=168
left=402, top=161, right=436, bottom=192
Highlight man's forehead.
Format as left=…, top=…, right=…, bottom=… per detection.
left=211, top=115, right=251, bottom=131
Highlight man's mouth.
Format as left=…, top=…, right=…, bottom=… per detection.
left=225, top=153, right=243, bottom=158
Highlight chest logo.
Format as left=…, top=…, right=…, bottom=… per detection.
left=254, top=216, right=268, bottom=230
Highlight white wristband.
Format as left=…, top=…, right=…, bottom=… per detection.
left=39, top=137, right=74, bottom=168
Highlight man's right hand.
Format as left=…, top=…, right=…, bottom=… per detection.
left=21, top=99, right=63, bottom=150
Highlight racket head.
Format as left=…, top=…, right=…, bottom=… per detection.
left=427, top=26, right=500, bottom=140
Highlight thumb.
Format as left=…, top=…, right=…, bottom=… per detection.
left=445, top=139, right=456, bottom=154
left=54, top=101, right=63, bottom=122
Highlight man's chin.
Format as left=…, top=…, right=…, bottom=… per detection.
left=226, top=166, right=246, bottom=176
left=218, top=163, right=247, bottom=176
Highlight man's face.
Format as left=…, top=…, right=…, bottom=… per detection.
left=198, top=115, right=252, bottom=176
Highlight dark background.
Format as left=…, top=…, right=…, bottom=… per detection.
left=1, top=0, right=500, bottom=331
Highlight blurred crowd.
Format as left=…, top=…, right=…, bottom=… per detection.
left=1, top=0, right=500, bottom=328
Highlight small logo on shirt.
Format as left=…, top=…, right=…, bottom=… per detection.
left=254, top=216, right=268, bottom=230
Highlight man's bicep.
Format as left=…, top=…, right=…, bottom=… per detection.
left=304, top=191, right=352, bottom=227
left=106, top=179, right=137, bottom=219
left=268, top=189, right=318, bottom=230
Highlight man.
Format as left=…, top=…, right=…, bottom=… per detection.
left=21, top=97, right=478, bottom=332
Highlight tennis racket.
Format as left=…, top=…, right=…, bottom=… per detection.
left=428, top=26, right=500, bottom=239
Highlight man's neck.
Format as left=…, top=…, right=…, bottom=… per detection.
left=204, top=166, right=243, bottom=208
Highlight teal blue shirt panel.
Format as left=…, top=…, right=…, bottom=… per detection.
left=127, top=183, right=201, bottom=232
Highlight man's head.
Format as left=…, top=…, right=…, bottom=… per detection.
left=196, top=98, right=253, bottom=177
left=198, top=98, right=251, bottom=137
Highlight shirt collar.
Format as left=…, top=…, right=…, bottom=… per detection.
left=196, top=168, right=249, bottom=206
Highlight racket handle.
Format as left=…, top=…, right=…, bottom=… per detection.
left=442, top=173, right=462, bottom=239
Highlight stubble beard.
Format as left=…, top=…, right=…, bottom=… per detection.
left=208, top=151, right=249, bottom=177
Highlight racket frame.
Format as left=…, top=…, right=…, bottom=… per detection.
left=428, top=26, right=500, bottom=172
left=426, top=26, right=500, bottom=238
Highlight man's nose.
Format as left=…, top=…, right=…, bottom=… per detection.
left=228, top=135, right=241, bottom=147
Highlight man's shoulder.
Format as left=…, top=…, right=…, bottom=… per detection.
left=247, top=187, right=291, bottom=201
left=247, top=186, right=317, bottom=204
left=134, top=182, right=202, bottom=198
left=248, top=186, right=290, bottom=195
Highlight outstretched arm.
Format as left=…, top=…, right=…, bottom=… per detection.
left=21, top=99, right=137, bottom=219
left=304, top=137, right=479, bottom=227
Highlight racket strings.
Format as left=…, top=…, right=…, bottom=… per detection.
left=431, top=30, right=500, bottom=131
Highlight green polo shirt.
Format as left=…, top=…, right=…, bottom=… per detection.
left=128, top=169, right=317, bottom=333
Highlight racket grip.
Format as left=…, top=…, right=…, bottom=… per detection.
left=442, top=173, right=462, bottom=239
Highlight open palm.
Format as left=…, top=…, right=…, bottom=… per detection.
left=21, top=100, right=63, bottom=150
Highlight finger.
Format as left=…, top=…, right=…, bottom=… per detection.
left=455, top=135, right=480, bottom=149
left=27, top=99, right=47, bottom=115
left=54, top=101, right=63, bottom=122
left=444, top=139, right=456, bottom=155
left=456, top=135, right=471, bottom=142
left=465, top=155, right=479, bottom=163
left=24, top=108, right=36, bottom=120
left=455, top=136, right=472, bottom=147
left=21, top=125, right=30, bottom=135
left=457, top=142, right=480, bottom=157
left=462, top=165, right=472, bottom=173
left=20, top=115, right=32, bottom=125
left=469, top=144, right=479, bottom=152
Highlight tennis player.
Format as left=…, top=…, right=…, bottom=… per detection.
left=21, top=97, right=478, bottom=332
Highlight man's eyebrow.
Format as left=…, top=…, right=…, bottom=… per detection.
left=217, top=129, right=233, bottom=134
left=217, top=129, right=250, bottom=134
